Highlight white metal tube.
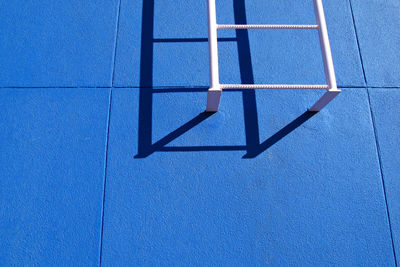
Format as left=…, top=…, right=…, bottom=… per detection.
left=207, top=0, right=220, bottom=90
left=218, top=24, right=319, bottom=29
left=313, top=0, right=337, bottom=90
left=221, top=84, right=328, bottom=89
left=206, top=0, right=222, bottom=112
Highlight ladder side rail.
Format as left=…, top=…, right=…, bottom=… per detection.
left=310, top=0, right=340, bottom=111
left=313, top=0, right=337, bottom=90
left=206, top=0, right=222, bottom=112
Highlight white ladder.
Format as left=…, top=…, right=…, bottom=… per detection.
left=206, top=0, right=340, bottom=112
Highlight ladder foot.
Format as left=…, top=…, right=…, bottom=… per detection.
left=309, top=89, right=340, bottom=112
left=206, top=88, right=222, bottom=112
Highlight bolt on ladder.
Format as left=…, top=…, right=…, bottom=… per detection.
left=206, top=0, right=340, bottom=112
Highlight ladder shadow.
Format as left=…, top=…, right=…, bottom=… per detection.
left=135, top=0, right=316, bottom=159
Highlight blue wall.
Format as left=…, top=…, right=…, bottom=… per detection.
left=1, top=0, right=399, bottom=265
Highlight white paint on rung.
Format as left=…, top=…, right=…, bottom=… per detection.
left=217, top=24, right=319, bottom=29
left=220, top=84, right=329, bottom=89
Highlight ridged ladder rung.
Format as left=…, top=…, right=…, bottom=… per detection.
left=217, top=24, right=319, bottom=29
left=220, top=84, right=329, bottom=89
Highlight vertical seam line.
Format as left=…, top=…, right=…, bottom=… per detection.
left=99, top=89, right=113, bottom=267
left=99, top=0, right=121, bottom=264
left=348, top=0, right=367, bottom=86
left=111, top=0, right=123, bottom=87
left=366, top=89, right=397, bottom=266
left=349, top=0, right=398, bottom=264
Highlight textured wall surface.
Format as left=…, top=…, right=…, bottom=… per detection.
left=0, top=0, right=399, bottom=265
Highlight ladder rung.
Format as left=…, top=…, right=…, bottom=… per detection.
left=220, top=84, right=329, bottom=89
left=217, top=24, right=319, bottom=30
